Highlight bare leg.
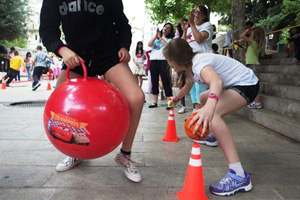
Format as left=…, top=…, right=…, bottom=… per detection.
left=152, top=94, right=158, bottom=104
left=194, top=103, right=201, bottom=110
left=211, top=90, right=247, bottom=164
left=253, top=95, right=260, bottom=103
left=138, top=75, right=143, bottom=88
left=105, top=63, right=144, bottom=152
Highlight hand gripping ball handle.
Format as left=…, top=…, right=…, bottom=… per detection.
left=66, top=60, right=88, bottom=81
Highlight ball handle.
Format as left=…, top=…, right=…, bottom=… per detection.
left=66, top=60, right=88, bottom=81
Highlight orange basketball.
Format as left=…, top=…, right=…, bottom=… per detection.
left=184, top=113, right=210, bottom=140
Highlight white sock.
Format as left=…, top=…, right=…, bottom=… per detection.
left=229, top=162, right=245, bottom=178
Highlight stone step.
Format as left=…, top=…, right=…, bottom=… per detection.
left=260, top=65, right=300, bottom=74
left=259, top=73, right=300, bottom=86
left=260, top=57, right=293, bottom=65
left=260, top=94, right=300, bottom=120
left=260, top=82, right=300, bottom=101
left=265, top=52, right=291, bottom=59
left=236, top=107, right=300, bottom=142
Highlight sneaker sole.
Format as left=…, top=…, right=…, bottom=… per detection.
left=32, top=83, right=41, bottom=91
left=194, top=140, right=218, bottom=147
left=114, top=157, right=142, bottom=183
left=56, top=160, right=82, bottom=172
left=210, top=181, right=252, bottom=196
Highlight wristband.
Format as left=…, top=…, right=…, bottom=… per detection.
left=168, top=96, right=180, bottom=107
left=208, top=93, right=219, bottom=102
left=171, top=96, right=180, bottom=103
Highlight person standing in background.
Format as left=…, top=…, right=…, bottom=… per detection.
left=174, top=19, right=188, bottom=114
left=0, top=51, right=25, bottom=87
left=148, top=23, right=174, bottom=109
left=132, top=41, right=146, bottom=88
left=181, top=5, right=217, bottom=147
left=25, top=52, right=33, bottom=81
left=31, top=45, right=51, bottom=91
left=145, top=50, right=152, bottom=94
left=241, top=26, right=266, bottom=109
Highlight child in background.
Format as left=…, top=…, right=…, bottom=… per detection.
left=25, top=52, right=32, bottom=81
left=132, top=41, right=146, bottom=88
left=164, top=38, right=258, bottom=196
left=0, top=51, right=25, bottom=87
left=289, top=27, right=300, bottom=65
left=241, top=26, right=265, bottom=109
left=212, top=43, right=219, bottom=54
left=285, top=38, right=296, bottom=58
left=175, top=19, right=188, bottom=114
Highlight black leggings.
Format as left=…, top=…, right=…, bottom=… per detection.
left=150, top=60, right=173, bottom=97
left=4, top=68, right=18, bottom=85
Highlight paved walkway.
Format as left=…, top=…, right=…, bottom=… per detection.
left=0, top=78, right=300, bottom=200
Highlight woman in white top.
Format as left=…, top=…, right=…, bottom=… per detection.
left=181, top=5, right=217, bottom=146
left=181, top=5, right=213, bottom=53
left=164, top=38, right=258, bottom=197
left=148, top=23, right=174, bottom=109
left=132, top=41, right=146, bottom=88
left=181, top=6, right=213, bottom=111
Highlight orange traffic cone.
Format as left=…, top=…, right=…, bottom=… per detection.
left=47, top=82, right=52, bottom=90
left=162, top=108, right=179, bottom=142
left=30, top=77, right=33, bottom=82
left=177, top=143, right=208, bottom=200
left=1, top=79, right=6, bottom=90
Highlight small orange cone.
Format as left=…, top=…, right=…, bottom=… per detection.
left=30, top=77, right=33, bottom=82
left=47, top=82, right=52, bottom=90
left=177, top=143, right=208, bottom=200
left=162, top=108, right=179, bottom=142
left=1, top=79, right=6, bottom=90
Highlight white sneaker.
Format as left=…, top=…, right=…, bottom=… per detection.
left=247, top=102, right=262, bottom=109
left=178, top=106, right=186, bottom=114
left=56, top=157, right=82, bottom=172
left=115, top=153, right=142, bottom=183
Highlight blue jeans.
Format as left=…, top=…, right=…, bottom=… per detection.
left=32, top=66, right=45, bottom=88
left=26, top=66, right=31, bottom=80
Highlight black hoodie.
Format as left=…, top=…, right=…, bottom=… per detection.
left=39, top=0, right=132, bottom=61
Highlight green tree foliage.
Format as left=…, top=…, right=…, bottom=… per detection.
left=145, top=0, right=231, bottom=24
left=247, top=0, right=298, bottom=30
left=0, top=37, right=28, bottom=49
left=0, top=0, right=30, bottom=41
left=282, top=0, right=300, bottom=24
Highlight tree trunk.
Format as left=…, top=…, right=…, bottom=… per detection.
left=232, top=0, right=245, bottom=63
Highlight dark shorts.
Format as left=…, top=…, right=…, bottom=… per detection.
left=62, top=54, right=120, bottom=76
left=229, top=81, right=260, bottom=104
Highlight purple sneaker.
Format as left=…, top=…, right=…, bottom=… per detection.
left=210, top=169, right=252, bottom=196
left=193, top=134, right=218, bottom=147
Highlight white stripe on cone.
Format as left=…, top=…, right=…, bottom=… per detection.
left=169, top=110, right=174, bottom=114
left=191, top=147, right=201, bottom=155
left=168, top=116, right=175, bottom=120
left=189, top=158, right=202, bottom=167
